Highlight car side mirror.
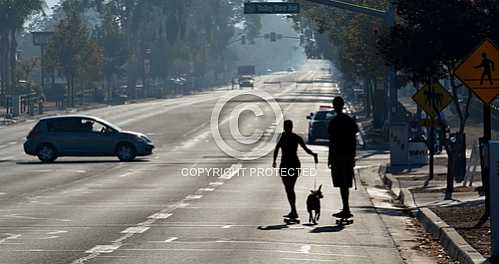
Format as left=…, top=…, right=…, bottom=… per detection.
left=306, top=115, right=311, bottom=120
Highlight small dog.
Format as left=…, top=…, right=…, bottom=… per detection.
left=306, top=184, right=323, bottom=225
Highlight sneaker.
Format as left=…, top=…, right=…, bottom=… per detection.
left=333, top=211, right=353, bottom=219
left=332, top=211, right=343, bottom=218
left=284, top=212, right=299, bottom=219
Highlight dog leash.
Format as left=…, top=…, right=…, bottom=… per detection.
left=312, top=154, right=318, bottom=189
left=313, top=162, right=317, bottom=190
left=353, top=163, right=358, bottom=190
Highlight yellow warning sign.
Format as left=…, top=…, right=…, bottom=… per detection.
left=455, top=39, right=499, bottom=104
left=412, top=82, right=453, bottom=118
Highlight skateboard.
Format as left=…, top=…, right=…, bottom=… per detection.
left=283, top=217, right=301, bottom=225
left=336, top=218, right=354, bottom=225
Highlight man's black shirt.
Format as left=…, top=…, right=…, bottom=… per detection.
left=328, top=113, right=359, bottom=160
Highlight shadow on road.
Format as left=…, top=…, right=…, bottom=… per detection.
left=353, top=205, right=410, bottom=218
left=309, top=225, right=345, bottom=233
left=257, top=224, right=289, bottom=230
left=16, top=159, right=150, bottom=165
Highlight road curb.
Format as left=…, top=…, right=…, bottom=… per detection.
left=415, top=208, right=487, bottom=264
left=381, top=167, right=488, bottom=264
left=381, top=168, right=417, bottom=208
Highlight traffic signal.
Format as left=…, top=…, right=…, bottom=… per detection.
left=270, top=32, right=276, bottom=42
left=241, top=35, right=246, bottom=45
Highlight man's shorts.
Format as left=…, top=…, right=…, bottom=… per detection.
left=331, top=159, right=354, bottom=188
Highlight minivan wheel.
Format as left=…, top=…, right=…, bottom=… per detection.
left=37, top=144, right=57, bottom=163
left=116, top=143, right=136, bottom=162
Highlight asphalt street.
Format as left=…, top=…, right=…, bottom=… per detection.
left=0, top=60, right=403, bottom=264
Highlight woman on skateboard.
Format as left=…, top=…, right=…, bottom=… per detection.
left=273, top=120, right=318, bottom=220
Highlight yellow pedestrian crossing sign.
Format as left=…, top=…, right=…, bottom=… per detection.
left=455, top=39, right=499, bottom=104
left=412, top=82, right=453, bottom=118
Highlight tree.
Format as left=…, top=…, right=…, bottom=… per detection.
left=46, top=12, right=102, bottom=107
left=95, top=5, right=126, bottom=101
left=377, top=0, right=490, bottom=202
left=0, top=0, right=45, bottom=109
left=293, top=0, right=389, bottom=117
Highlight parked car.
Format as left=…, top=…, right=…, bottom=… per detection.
left=238, top=75, right=255, bottom=88
left=307, top=110, right=335, bottom=143
left=24, top=115, right=154, bottom=162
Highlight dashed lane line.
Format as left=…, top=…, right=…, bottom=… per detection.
left=148, top=213, right=172, bottom=220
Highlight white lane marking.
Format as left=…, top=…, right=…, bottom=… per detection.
left=148, top=213, right=172, bottom=220
left=222, top=225, right=232, bottom=229
left=7, top=141, right=16, bottom=145
left=0, top=233, right=21, bottom=244
left=164, top=237, right=178, bottom=243
left=144, top=237, right=178, bottom=243
left=46, top=230, right=68, bottom=235
left=3, top=214, right=71, bottom=222
left=121, top=227, right=150, bottom=234
left=219, top=163, right=242, bottom=180
left=177, top=203, right=190, bottom=208
left=119, top=171, right=134, bottom=178
left=299, top=245, right=311, bottom=254
left=15, top=235, right=60, bottom=240
left=0, top=192, right=6, bottom=195
left=86, top=245, right=120, bottom=254
left=209, top=182, right=224, bottom=186
left=76, top=170, right=86, bottom=173
left=198, top=188, right=214, bottom=192
left=185, top=195, right=203, bottom=200
left=281, top=258, right=336, bottom=262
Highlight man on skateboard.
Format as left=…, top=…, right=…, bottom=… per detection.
left=328, top=97, right=359, bottom=222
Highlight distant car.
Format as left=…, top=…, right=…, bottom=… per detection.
left=239, top=75, right=255, bottom=88
left=307, top=110, right=336, bottom=143
left=24, top=115, right=154, bottom=162
left=287, top=67, right=295, bottom=72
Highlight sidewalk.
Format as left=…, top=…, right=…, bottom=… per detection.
left=383, top=157, right=489, bottom=262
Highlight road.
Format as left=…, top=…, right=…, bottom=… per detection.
left=0, top=60, right=404, bottom=264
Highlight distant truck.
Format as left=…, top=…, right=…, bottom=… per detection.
left=238, top=65, right=256, bottom=76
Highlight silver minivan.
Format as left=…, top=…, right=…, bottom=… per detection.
left=24, top=115, right=154, bottom=162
